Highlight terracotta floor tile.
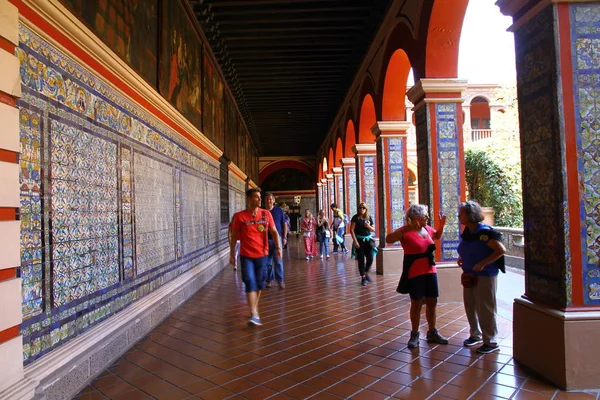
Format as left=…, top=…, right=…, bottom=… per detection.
left=74, top=245, right=596, bottom=399
left=350, top=388, right=390, bottom=399
left=109, top=389, right=153, bottom=400
left=554, top=392, right=600, bottom=399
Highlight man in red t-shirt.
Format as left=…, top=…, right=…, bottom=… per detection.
left=230, top=188, right=282, bottom=326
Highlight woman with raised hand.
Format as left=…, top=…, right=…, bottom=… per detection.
left=386, top=204, right=448, bottom=349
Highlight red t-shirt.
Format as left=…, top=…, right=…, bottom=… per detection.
left=231, top=209, right=274, bottom=258
left=401, top=225, right=437, bottom=278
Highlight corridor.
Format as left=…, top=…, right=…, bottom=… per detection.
left=75, top=239, right=594, bottom=400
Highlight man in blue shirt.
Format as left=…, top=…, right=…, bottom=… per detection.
left=265, top=193, right=287, bottom=289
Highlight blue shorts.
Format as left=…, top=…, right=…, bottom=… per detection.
left=240, top=256, right=268, bottom=293
left=408, top=273, right=439, bottom=301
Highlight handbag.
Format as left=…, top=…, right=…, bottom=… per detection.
left=461, top=272, right=478, bottom=288
left=303, top=232, right=311, bottom=238
left=325, top=230, right=331, bottom=238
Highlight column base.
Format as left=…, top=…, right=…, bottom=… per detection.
left=513, top=298, right=600, bottom=390
left=436, top=262, right=463, bottom=303
left=375, top=246, right=403, bottom=275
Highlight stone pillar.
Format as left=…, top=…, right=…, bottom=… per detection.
left=341, top=158, right=356, bottom=218
left=372, top=122, right=411, bottom=275
left=496, top=0, right=600, bottom=390
left=320, top=178, right=328, bottom=215
left=316, top=182, right=323, bottom=213
left=326, top=173, right=334, bottom=219
left=407, top=79, right=467, bottom=302
left=0, top=0, right=25, bottom=394
left=462, top=104, right=472, bottom=144
left=332, top=167, right=344, bottom=215
left=352, top=144, right=378, bottom=237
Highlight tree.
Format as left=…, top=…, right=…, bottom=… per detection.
left=465, top=143, right=523, bottom=227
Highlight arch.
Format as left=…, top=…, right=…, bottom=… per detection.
left=344, top=120, right=357, bottom=157
left=425, top=0, right=469, bottom=78
left=381, top=20, right=424, bottom=82
left=327, top=148, right=334, bottom=174
left=322, top=157, right=328, bottom=174
left=358, top=94, right=377, bottom=144
left=259, top=160, right=316, bottom=185
left=334, top=138, right=343, bottom=167
left=382, top=49, right=412, bottom=121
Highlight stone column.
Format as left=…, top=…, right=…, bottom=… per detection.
left=372, top=121, right=410, bottom=275
left=0, top=0, right=26, bottom=394
left=462, top=104, right=472, bottom=144
left=316, top=182, right=323, bottom=213
left=320, top=178, right=328, bottom=215
left=326, top=173, right=334, bottom=219
left=352, top=144, right=378, bottom=237
left=341, top=158, right=356, bottom=218
left=332, top=167, right=344, bottom=214
left=496, top=0, right=600, bottom=389
left=407, top=79, right=467, bottom=303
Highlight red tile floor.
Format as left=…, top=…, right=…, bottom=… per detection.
left=76, top=239, right=599, bottom=400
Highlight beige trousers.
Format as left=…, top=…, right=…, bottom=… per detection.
left=463, top=274, right=498, bottom=346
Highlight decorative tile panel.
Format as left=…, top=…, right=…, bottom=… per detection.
left=134, top=154, right=175, bottom=274
left=336, top=174, right=344, bottom=214
left=359, top=156, right=377, bottom=227
left=50, top=120, right=119, bottom=306
left=345, top=166, right=357, bottom=216
left=19, top=108, right=44, bottom=319
left=514, top=6, right=567, bottom=306
left=328, top=179, right=335, bottom=214
left=435, top=103, right=460, bottom=261
left=17, top=25, right=223, bottom=364
left=388, top=137, right=406, bottom=231
left=571, top=4, right=600, bottom=305
left=415, top=106, right=431, bottom=208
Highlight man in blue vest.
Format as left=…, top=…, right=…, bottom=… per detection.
left=264, top=193, right=287, bottom=289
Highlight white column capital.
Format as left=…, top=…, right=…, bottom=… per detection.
left=325, top=173, right=334, bottom=181
left=407, top=79, right=468, bottom=105
left=371, top=121, right=411, bottom=138
left=352, top=143, right=377, bottom=156
left=332, top=167, right=343, bottom=175
left=316, top=182, right=322, bottom=187
left=320, top=178, right=328, bottom=185
left=341, top=157, right=356, bottom=167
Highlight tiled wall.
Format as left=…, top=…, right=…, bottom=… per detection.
left=17, top=24, right=228, bottom=365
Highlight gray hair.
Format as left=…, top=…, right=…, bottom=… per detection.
left=405, top=204, right=428, bottom=223
left=460, top=201, right=485, bottom=223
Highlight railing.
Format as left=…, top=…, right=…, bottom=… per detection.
left=471, top=129, right=493, bottom=142
left=495, top=227, right=525, bottom=270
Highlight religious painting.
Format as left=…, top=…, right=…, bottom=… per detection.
left=58, top=0, right=158, bottom=86
left=224, top=95, right=238, bottom=165
left=203, top=55, right=225, bottom=150
left=237, top=121, right=247, bottom=172
left=159, top=0, right=202, bottom=129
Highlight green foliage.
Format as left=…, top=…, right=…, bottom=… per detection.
left=465, top=142, right=523, bottom=227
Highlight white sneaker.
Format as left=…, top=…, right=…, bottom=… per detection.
left=320, top=254, right=323, bottom=259
left=305, top=256, right=310, bottom=260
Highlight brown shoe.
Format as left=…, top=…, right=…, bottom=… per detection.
left=265, top=282, right=272, bottom=288
left=278, top=282, right=285, bottom=289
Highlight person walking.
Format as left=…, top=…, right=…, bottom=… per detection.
left=264, top=193, right=287, bottom=289
left=457, top=200, right=506, bottom=354
left=349, top=202, right=376, bottom=286
left=230, top=188, right=282, bottom=326
left=330, top=203, right=348, bottom=254
left=316, top=209, right=331, bottom=259
left=385, top=204, right=448, bottom=349
left=300, top=209, right=318, bottom=260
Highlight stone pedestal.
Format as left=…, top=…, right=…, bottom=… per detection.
left=376, top=247, right=403, bottom=275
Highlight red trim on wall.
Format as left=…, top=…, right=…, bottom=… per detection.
left=0, top=92, right=17, bottom=107
left=0, top=149, right=19, bottom=164
left=10, top=0, right=221, bottom=161
left=0, top=268, right=17, bottom=282
left=0, top=208, right=18, bottom=221
left=0, top=37, right=15, bottom=54
left=429, top=103, right=441, bottom=261
left=228, top=167, right=246, bottom=182
left=557, top=3, right=583, bottom=306
left=0, top=326, right=20, bottom=345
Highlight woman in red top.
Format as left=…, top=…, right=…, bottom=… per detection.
left=386, top=204, right=448, bottom=349
left=300, top=209, right=318, bottom=260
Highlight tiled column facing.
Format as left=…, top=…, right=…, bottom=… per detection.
left=341, top=158, right=356, bottom=218
left=352, top=144, right=378, bottom=238
left=326, top=173, right=334, bottom=220
left=406, top=79, right=466, bottom=303
left=0, top=0, right=25, bottom=394
left=372, top=122, right=410, bottom=275
left=496, top=0, right=600, bottom=389
left=320, top=178, right=328, bottom=215
left=332, top=167, right=344, bottom=218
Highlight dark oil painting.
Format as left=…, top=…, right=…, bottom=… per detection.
left=203, top=55, right=224, bottom=150
left=224, top=95, right=238, bottom=165
left=59, top=0, right=158, bottom=86
left=159, top=0, right=203, bottom=129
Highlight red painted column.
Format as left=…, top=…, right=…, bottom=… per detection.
left=341, top=158, right=356, bottom=218
left=332, top=167, right=344, bottom=214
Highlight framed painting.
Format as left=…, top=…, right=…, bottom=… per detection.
left=159, top=0, right=202, bottom=129
left=224, top=95, right=238, bottom=165
left=59, top=0, right=158, bottom=86
left=203, top=55, right=225, bottom=150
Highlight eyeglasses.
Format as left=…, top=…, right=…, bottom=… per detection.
left=358, top=206, right=366, bottom=209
